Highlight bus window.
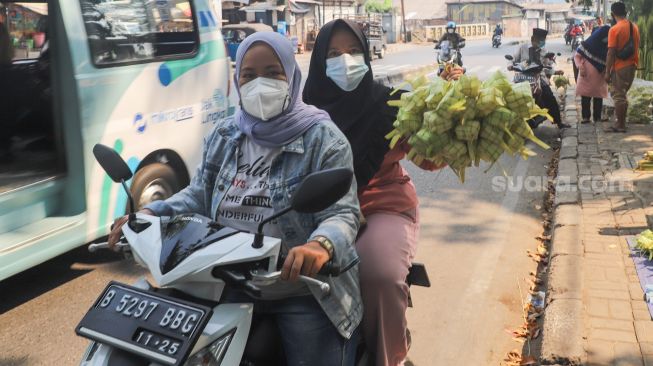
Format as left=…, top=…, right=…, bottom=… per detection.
left=0, top=1, right=60, bottom=193
left=79, top=0, right=199, bottom=67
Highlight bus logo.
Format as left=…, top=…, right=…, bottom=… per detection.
left=133, top=113, right=147, bottom=133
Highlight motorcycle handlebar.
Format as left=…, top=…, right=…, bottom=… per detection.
left=318, top=261, right=342, bottom=276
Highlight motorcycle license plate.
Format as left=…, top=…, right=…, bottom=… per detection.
left=76, top=281, right=212, bottom=366
left=514, top=74, right=536, bottom=83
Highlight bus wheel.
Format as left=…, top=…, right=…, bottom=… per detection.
left=130, top=163, right=181, bottom=211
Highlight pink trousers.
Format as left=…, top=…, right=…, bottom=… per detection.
left=356, top=212, right=420, bottom=366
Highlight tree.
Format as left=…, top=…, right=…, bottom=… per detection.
left=365, top=0, right=392, bottom=13
left=565, top=0, right=594, bottom=10
left=621, top=0, right=652, bottom=17
left=623, top=0, right=653, bottom=80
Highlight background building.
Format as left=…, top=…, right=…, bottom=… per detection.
left=445, top=0, right=523, bottom=26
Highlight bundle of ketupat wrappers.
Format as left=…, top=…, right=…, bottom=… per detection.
left=637, top=151, right=653, bottom=171
left=386, top=71, right=552, bottom=182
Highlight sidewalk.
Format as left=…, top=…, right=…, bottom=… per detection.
left=540, top=85, right=653, bottom=365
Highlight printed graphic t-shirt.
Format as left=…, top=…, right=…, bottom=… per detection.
left=218, top=137, right=310, bottom=299
left=218, top=137, right=282, bottom=238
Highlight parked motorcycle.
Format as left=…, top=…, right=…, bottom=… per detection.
left=435, top=39, right=465, bottom=74
left=505, top=54, right=552, bottom=129
left=76, top=144, right=431, bottom=366
left=543, top=52, right=562, bottom=82
left=492, top=34, right=502, bottom=48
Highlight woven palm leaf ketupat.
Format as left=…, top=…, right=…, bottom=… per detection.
left=385, top=70, right=551, bottom=182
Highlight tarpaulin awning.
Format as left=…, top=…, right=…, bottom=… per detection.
left=15, top=3, right=48, bottom=15
left=289, top=1, right=314, bottom=14
left=239, top=2, right=286, bottom=12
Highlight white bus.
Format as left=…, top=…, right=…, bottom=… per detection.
left=0, top=0, right=232, bottom=281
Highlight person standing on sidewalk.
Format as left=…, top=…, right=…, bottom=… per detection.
left=604, top=1, right=640, bottom=133
left=574, top=25, right=611, bottom=124
left=303, top=19, right=459, bottom=366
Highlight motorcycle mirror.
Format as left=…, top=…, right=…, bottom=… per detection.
left=93, top=144, right=133, bottom=183
left=251, top=168, right=353, bottom=248
left=92, top=143, right=137, bottom=218
left=290, top=168, right=353, bottom=213
left=505, top=55, right=514, bottom=61
left=557, top=52, right=562, bottom=56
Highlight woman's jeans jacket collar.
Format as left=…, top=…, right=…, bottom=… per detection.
left=145, top=118, right=362, bottom=339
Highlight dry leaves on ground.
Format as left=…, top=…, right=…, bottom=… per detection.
left=502, top=350, right=538, bottom=366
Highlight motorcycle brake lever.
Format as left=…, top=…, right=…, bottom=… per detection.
left=88, top=240, right=129, bottom=253
left=250, top=270, right=331, bottom=295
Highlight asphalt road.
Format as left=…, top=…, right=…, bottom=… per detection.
left=0, top=38, right=573, bottom=365
left=296, top=37, right=534, bottom=82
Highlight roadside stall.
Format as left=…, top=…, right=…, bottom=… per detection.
left=4, top=2, right=47, bottom=60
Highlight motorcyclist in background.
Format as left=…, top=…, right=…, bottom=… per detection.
left=437, top=21, right=465, bottom=65
left=569, top=23, right=583, bottom=38
left=493, top=24, right=503, bottom=38
left=509, top=28, right=569, bottom=129
left=492, top=24, right=503, bottom=47
left=564, top=23, right=573, bottom=45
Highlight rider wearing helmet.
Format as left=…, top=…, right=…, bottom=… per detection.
left=437, top=21, right=465, bottom=65
left=510, top=28, right=567, bottom=129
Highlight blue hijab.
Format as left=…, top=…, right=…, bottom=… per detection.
left=577, top=25, right=610, bottom=73
left=234, top=32, right=331, bottom=148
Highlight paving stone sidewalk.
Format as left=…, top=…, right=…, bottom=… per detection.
left=549, top=86, right=653, bottom=365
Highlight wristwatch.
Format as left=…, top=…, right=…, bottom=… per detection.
left=312, top=236, right=334, bottom=259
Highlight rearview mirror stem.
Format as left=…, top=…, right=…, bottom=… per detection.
left=121, top=178, right=137, bottom=230
left=252, top=206, right=292, bottom=248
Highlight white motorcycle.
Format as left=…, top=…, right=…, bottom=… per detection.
left=76, top=144, right=358, bottom=366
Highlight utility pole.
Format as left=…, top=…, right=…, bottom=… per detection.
left=596, top=0, right=601, bottom=19
left=603, top=0, right=609, bottom=24
left=400, top=0, right=406, bottom=43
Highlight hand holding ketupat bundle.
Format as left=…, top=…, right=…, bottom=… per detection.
left=386, top=70, right=551, bottom=182
left=440, top=64, right=465, bottom=81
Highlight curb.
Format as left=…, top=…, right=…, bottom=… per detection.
left=540, top=87, right=585, bottom=365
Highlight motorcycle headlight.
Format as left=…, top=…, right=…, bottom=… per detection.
left=185, top=329, right=235, bottom=366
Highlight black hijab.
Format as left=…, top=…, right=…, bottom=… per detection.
left=303, top=19, right=400, bottom=188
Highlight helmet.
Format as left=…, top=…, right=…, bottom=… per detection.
left=446, top=21, right=456, bottom=30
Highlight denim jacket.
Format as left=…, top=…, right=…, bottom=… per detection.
left=146, top=117, right=363, bottom=339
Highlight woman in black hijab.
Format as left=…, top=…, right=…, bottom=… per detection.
left=303, top=19, right=461, bottom=366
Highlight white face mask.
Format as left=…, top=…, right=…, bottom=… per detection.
left=447, top=28, right=454, bottom=34
left=325, top=53, right=369, bottom=92
left=240, top=77, right=290, bottom=121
